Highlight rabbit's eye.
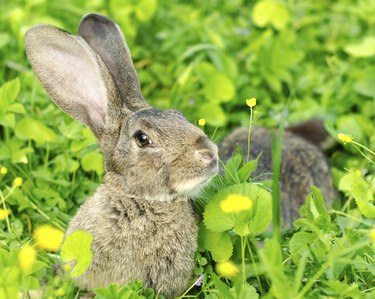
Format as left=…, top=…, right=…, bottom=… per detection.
left=134, top=131, right=152, bottom=147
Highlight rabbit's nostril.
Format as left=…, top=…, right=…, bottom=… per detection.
left=197, top=150, right=216, bottom=163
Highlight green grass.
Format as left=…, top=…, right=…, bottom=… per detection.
left=0, top=0, right=375, bottom=298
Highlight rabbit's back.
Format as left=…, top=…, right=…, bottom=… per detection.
left=220, top=127, right=335, bottom=227
left=67, top=184, right=198, bottom=297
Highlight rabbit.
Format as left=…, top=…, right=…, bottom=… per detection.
left=219, top=119, right=336, bottom=228
left=25, top=13, right=218, bottom=298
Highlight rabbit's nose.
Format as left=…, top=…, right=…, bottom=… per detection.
left=196, top=149, right=217, bottom=163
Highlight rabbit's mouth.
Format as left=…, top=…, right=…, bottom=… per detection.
left=172, top=163, right=219, bottom=197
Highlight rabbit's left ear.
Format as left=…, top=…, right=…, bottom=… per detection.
left=78, top=13, right=148, bottom=111
left=25, top=25, right=122, bottom=141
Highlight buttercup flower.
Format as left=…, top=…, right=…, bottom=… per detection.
left=56, top=288, right=66, bottom=297
left=198, top=118, right=206, bottom=126
left=246, top=97, right=257, bottom=108
left=0, top=167, right=8, bottom=175
left=12, top=177, right=23, bottom=188
left=0, top=209, right=11, bottom=221
left=34, top=224, right=64, bottom=252
left=215, top=260, right=240, bottom=278
left=220, top=193, right=253, bottom=213
left=338, top=133, right=353, bottom=144
left=18, top=243, right=36, bottom=272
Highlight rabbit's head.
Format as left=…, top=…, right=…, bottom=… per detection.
left=25, top=14, right=218, bottom=201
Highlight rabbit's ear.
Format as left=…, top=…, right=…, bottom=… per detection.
left=25, top=25, right=121, bottom=139
left=78, top=13, right=147, bottom=111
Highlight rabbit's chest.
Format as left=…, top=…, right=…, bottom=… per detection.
left=109, top=198, right=198, bottom=254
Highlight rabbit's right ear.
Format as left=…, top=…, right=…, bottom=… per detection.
left=25, top=25, right=122, bottom=140
left=78, top=13, right=148, bottom=111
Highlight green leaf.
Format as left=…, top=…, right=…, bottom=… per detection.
left=8, top=103, right=25, bottom=114
left=0, top=113, right=15, bottom=128
left=0, top=78, right=20, bottom=109
left=252, top=0, right=290, bottom=30
left=199, top=103, right=227, bottom=127
left=237, top=156, right=259, bottom=182
left=0, top=32, right=11, bottom=48
left=195, top=62, right=235, bottom=102
left=260, top=238, right=295, bottom=299
left=204, top=72, right=234, bottom=102
left=198, top=224, right=233, bottom=262
left=61, top=230, right=93, bottom=278
left=15, top=117, right=57, bottom=144
left=70, top=127, right=97, bottom=152
left=0, top=139, right=33, bottom=164
left=135, top=0, right=157, bottom=22
left=350, top=174, right=375, bottom=218
left=0, top=267, right=21, bottom=299
left=324, top=280, right=362, bottom=298
left=230, top=281, right=259, bottom=299
left=177, top=64, right=193, bottom=87
left=354, top=78, right=375, bottom=98
left=53, top=155, right=79, bottom=173
left=81, top=152, right=104, bottom=175
left=336, top=115, right=365, bottom=143
left=203, top=183, right=272, bottom=235
left=289, top=231, right=316, bottom=263
left=344, top=37, right=375, bottom=58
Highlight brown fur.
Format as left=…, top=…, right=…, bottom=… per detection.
left=25, top=13, right=218, bottom=298
left=219, top=125, right=335, bottom=228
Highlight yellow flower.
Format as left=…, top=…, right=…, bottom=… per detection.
left=18, top=243, right=36, bottom=272
left=370, top=228, right=375, bottom=242
left=220, top=194, right=253, bottom=213
left=216, top=260, right=240, bottom=278
left=0, top=209, right=11, bottom=220
left=0, top=167, right=8, bottom=175
left=34, top=224, right=64, bottom=252
left=198, top=118, right=206, bottom=126
left=56, top=288, right=65, bottom=297
left=12, top=177, right=23, bottom=187
left=246, top=97, right=257, bottom=108
left=338, top=133, right=353, bottom=144
left=62, top=263, right=72, bottom=273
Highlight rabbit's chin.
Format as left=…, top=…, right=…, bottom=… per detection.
left=173, top=174, right=215, bottom=198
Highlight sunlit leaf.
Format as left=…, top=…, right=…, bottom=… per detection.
left=344, top=37, right=375, bottom=58
left=61, top=230, right=93, bottom=278
left=252, top=0, right=290, bottom=30
left=15, top=117, right=57, bottom=144
left=198, top=224, right=233, bottom=262
left=81, top=152, right=103, bottom=175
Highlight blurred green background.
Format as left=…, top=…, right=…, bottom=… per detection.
left=0, top=0, right=374, bottom=229
left=1, top=0, right=375, bottom=131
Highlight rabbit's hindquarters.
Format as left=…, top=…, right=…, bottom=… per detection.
left=219, top=125, right=335, bottom=227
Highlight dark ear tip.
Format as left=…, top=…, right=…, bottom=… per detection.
left=79, top=13, right=115, bottom=29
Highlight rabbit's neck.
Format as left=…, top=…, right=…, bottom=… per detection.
left=104, top=172, right=189, bottom=203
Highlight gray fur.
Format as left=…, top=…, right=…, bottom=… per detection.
left=78, top=13, right=147, bottom=111
left=25, top=15, right=218, bottom=298
left=219, top=125, right=336, bottom=228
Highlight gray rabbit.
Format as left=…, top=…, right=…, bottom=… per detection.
left=25, top=13, right=218, bottom=298
left=220, top=120, right=336, bottom=228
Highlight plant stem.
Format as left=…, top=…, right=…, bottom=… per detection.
left=352, top=140, right=375, bottom=156
left=241, top=236, right=246, bottom=284
left=351, top=143, right=375, bottom=165
left=247, top=237, right=263, bottom=294
left=246, top=107, right=253, bottom=162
